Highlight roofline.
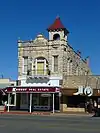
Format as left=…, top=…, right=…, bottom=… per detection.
left=47, top=28, right=69, bottom=33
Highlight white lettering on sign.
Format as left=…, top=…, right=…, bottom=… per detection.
left=29, top=88, right=49, bottom=92
left=73, top=86, right=93, bottom=97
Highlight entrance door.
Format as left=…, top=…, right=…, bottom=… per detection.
left=32, top=94, right=51, bottom=111
left=40, top=94, right=51, bottom=111
left=20, top=93, right=28, bottom=110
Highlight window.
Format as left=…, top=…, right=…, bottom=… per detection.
left=27, top=63, right=32, bottom=75
left=53, top=34, right=60, bottom=40
left=54, top=55, right=58, bottom=72
left=70, top=60, right=73, bottom=75
left=37, top=62, right=44, bottom=75
left=23, top=56, right=28, bottom=73
left=34, top=57, right=49, bottom=75
left=21, top=93, right=28, bottom=105
left=8, top=93, right=16, bottom=106
left=29, top=63, right=32, bottom=70
left=67, top=61, right=70, bottom=75
left=67, top=96, right=85, bottom=108
left=32, top=94, right=39, bottom=106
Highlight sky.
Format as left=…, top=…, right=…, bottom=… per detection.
left=0, top=0, right=100, bottom=80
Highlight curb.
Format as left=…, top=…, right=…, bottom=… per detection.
left=0, top=111, right=51, bottom=116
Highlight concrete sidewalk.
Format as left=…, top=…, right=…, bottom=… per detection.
left=0, top=111, right=94, bottom=117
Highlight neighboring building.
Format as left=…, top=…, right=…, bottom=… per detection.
left=0, top=78, right=16, bottom=89
left=5, top=17, right=99, bottom=113
left=0, top=78, right=16, bottom=106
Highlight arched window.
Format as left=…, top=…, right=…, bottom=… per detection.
left=53, top=34, right=60, bottom=40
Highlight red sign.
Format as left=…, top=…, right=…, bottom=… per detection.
left=5, top=87, right=60, bottom=93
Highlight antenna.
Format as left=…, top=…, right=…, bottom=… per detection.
left=1, top=74, right=3, bottom=79
left=56, top=14, right=60, bottom=19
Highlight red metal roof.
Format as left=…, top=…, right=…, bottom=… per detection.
left=47, top=17, right=69, bottom=33
left=47, top=17, right=65, bottom=31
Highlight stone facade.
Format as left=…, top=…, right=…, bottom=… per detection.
left=63, top=75, right=100, bottom=89
left=18, top=17, right=92, bottom=86
left=17, top=17, right=96, bottom=113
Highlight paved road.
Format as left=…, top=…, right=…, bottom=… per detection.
left=0, top=114, right=100, bottom=133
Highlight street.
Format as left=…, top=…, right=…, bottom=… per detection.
left=0, top=114, right=100, bottom=133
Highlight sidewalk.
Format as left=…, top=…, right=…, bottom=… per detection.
left=0, top=111, right=94, bottom=116
left=0, top=111, right=51, bottom=115
left=51, top=112, right=93, bottom=117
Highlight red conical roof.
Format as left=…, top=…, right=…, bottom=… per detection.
left=47, top=17, right=69, bottom=33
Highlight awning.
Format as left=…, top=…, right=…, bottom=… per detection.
left=5, top=87, right=60, bottom=93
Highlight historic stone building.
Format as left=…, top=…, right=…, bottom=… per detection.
left=16, top=16, right=96, bottom=112
left=5, top=17, right=100, bottom=113
left=18, top=17, right=91, bottom=80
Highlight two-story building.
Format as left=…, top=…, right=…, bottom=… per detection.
left=5, top=17, right=96, bottom=113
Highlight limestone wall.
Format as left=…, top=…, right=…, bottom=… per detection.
left=63, top=75, right=100, bottom=89
left=18, top=34, right=92, bottom=81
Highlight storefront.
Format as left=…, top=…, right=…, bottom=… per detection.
left=5, top=86, right=60, bottom=113
left=61, top=86, right=100, bottom=112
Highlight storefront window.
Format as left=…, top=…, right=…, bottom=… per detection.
left=7, top=94, right=16, bottom=105
left=32, top=94, right=39, bottom=106
left=21, top=93, right=27, bottom=104
left=40, top=97, right=48, bottom=106
left=67, top=96, right=85, bottom=108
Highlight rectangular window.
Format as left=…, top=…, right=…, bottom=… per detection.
left=54, top=55, right=58, bottom=72
left=70, top=62, right=73, bottom=75
left=67, top=62, right=70, bottom=75
left=23, top=56, right=28, bottom=73
left=37, top=62, right=44, bottom=75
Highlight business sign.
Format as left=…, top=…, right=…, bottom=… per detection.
left=73, top=86, right=93, bottom=97
left=5, top=87, right=60, bottom=93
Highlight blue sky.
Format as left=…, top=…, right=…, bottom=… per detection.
left=0, top=0, right=100, bottom=80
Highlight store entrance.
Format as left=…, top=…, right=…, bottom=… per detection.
left=32, top=93, right=60, bottom=111
left=32, top=93, right=51, bottom=111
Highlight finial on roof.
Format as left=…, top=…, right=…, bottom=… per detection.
left=18, top=37, right=21, bottom=40
left=56, top=15, right=60, bottom=19
left=47, top=16, right=69, bottom=33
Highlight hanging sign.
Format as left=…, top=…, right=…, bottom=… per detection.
left=73, top=86, right=93, bottom=97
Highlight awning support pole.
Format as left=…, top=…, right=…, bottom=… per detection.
left=53, top=93, right=55, bottom=114
left=8, top=93, right=10, bottom=112
left=30, top=93, right=32, bottom=113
